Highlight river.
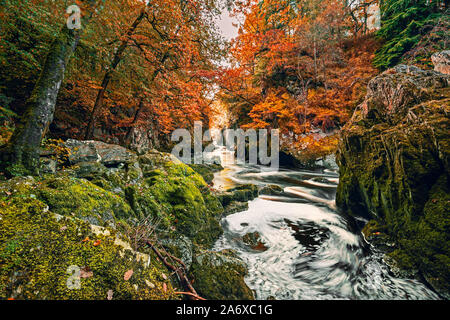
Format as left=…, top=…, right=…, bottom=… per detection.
left=209, top=147, right=440, bottom=300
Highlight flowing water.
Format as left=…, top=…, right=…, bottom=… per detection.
left=209, top=148, right=440, bottom=300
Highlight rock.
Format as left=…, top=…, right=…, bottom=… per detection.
left=242, top=232, right=268, bottom=252
left=314, top=154, right=339, bottom=170
left=353, top=64, right=448, bottom=125
left=189, top=249, right=254, bottom=300
left=159, top=235, right=193, bottom=270
left=65, top=139, right=135, bottom=166
left=73, top=161, right=106, bottom=179
left=216, top=184, right=258, bottom=208
left=189, top=163, right=223, bottom=185
left=0, top=143, right=235, bottom=300
left=138, top=149, right=181, bottom=172
left=336, top=63, right=450, bottom=297
left=223, top=201, right=249, bottom=216
left=432, top=50, right=450, bottom=75
left=0, top=193, right=176, bottom=300
left=40, top=158, right=57, bottom=174
left=65, top=139, right=100, bottom=164
left=259, top=184, right=284, bottom=196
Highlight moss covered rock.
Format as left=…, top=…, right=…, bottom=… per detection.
left=336, top=64, right=450, bottom=297
left=189, top=249, right=254, bottom=300
left=189, top=163, right=223, bottom=185
left=0, top=195, right=176, bottom=300
left=0, top=144, right=255, bottom=300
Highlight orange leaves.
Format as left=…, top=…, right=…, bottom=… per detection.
left=222, top=0, right=380, bottom=138
left=93, top=240, right=101, bottom=247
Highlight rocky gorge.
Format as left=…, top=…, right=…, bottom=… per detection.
left=336, top=52, right=450, bottom=298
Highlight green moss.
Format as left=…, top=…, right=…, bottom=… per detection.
left=189, top=164, right=223, bottom=185
left=189, top=250, right=254, bottom=300
left=36, top=175, right=137, bottom=226
left=337, top=96, right=450, bottom=296
left=143, top=162, right=223, bottom=246
left=0, top=196, right=176, bottom=300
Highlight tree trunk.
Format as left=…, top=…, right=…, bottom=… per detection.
left=0, top=27, right=81, bottom=176
left=125, top=97, right=145, bottom=145
left=0, top=1, right=99, bottom=177
left=84, top=5, right=149, bottom=140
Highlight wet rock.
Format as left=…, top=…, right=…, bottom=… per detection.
left=432, top=50, right=450, bottom=75
left=337, top=63, right=450, bottom=297
left=189, top=163, right=223, bottom=185
left=217, top=184, right=259, bottom=207
left=242, top=232, right=268, bottom=252
left=223, top=201, right=249, bottom=216
left=259, top=184, right=284, bottom=196
left=189, top=249, right=254, bottom=300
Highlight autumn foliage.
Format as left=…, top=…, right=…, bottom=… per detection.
left=218, top=0, right=380, bottom=153
left=0, top=0, right=225, bottom=150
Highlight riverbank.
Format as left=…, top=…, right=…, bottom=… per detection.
left=0, top=140, right=256, bottom=300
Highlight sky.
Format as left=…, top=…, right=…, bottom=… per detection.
left=216, top=10, right=239, bottom=41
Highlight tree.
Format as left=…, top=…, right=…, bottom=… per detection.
left=374, top=0, right=447, bottom=69
left=0, top=0, right=101, bottom=177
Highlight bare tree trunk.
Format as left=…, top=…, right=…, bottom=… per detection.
left=0, top=2, right=98, bottom=177
left=84, top=4, right=149, bottom=140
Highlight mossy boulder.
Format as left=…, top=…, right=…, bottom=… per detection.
left=336, top=64, right=450, bottom=297
left=0, top=143, right=253, bottom=300
left=189, top=249, right=254, bottom=300
left=36, top=176, right=137, bottom=227
left=0, top=195, right=176, bottom=300
left=217, top=184, right=259, bottom=207
left=0, top=175, right=136, bottom=228
left=259, top=184, right=285, bottom=196
left=189, top=163, right=223, bottom=185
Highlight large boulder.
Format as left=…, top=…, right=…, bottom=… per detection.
left=65, top=139, right=136, bottom=166
left=0, top=182, right=176, bottom=300
left=336, top=64, right=450, bottom=297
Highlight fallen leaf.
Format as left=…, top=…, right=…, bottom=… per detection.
left=163, top=283, right=167, bottom=293
left=145, top=280, right=155, bottom=289
left=161, top=273, right=167, bottom=280
left=107, top=289, right=113, bottom=300
left=80, top=266, right=93, bottom=279
left=82, top=237, right=90, bottom=243
left=93, top=240, right=101, bottom=247
left=124, top=269, right=133, bottom=281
